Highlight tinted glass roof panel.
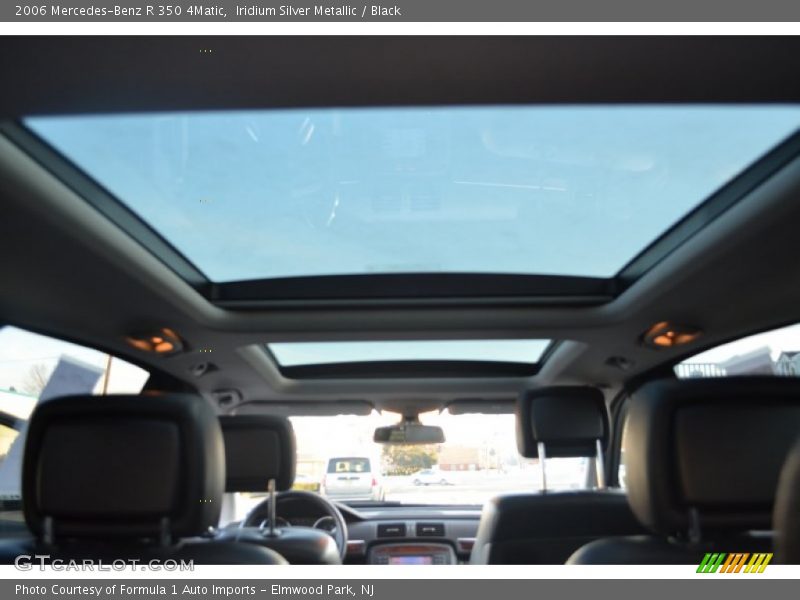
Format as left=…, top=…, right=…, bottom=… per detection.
left=269, top=339, right=551, bottom=367
left=26, top=106, right=800, bottom=283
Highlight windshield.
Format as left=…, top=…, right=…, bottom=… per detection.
left=231, top=411, right=590, bottom=517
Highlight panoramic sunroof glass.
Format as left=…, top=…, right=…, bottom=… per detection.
left=269, top=340, right=551, bottom=367
left=25, top=106, right=800, bottom=283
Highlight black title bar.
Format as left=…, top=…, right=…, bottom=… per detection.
left=5, top=0, right=800, bottom=22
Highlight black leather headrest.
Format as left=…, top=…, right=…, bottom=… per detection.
left=23, top=394, right=224, bottom=540
left=516, top=386, right=608, bottom=458
left=625, top=378, right=800, bottom=536
left=774, top=438, right=800, bottom=564
left=219, top=416, right=296, bottom=492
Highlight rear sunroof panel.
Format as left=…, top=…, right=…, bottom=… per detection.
left=269, top=339, right=552, bottom=367
left=25, top=106, right=800, bottom=283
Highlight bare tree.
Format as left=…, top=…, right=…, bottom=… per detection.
left=21, top=364, right=50, bottom=396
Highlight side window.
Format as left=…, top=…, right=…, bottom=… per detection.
left=675, top=322, right=800, bottom=379
left=0, top=423, right=25, bottom=533
left=0, top=326, right=150, bottom=504
left=0, top=423, right=18, bottom=467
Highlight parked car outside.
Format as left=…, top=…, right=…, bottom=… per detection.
left=412, top=469, right=452, bottom=486
left=321, top=456, right=385, bottom=501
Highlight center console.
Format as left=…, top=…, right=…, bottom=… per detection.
left=367, top=543, right=457, bottom=565
left=341, top=509, right=481, bottom=564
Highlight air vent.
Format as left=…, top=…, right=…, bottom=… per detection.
left=377, top=523, right=406, bottom=538
left=416, top=522, right=445, bottom=537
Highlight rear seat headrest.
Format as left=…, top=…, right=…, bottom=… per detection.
left=23, top=394, right=225, bottom=541
left=219, top=415, right=296, bottom=492
left=773, top=438, right=800, bottom=564
left=516, top=386, right=608, bottom=458
left=625, top=378, right=800, bottom=537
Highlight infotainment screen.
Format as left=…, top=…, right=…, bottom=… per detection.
left=388, top=556, right=433, bottom=565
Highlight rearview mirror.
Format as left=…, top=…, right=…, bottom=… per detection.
left=373, top=417, right=445, bottom=445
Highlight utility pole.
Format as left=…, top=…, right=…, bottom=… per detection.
left=101, top=354, right=112, bottom=395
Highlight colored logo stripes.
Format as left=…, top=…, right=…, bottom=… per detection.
left=697, top=552, right=773, bottom=573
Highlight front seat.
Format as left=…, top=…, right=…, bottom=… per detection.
left=569, top=377, right=800, bottom=564
left=0, top=394, right=286, bottom=564
left=470, top=386, right=644, bottom=564
left=774, top=438, right=800, bottom=563
left=215, top=415, right=341, bottom=564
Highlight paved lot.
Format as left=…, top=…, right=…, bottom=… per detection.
left=380, top=469, right=583, bottom=505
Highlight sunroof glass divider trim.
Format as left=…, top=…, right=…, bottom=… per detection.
left=277, top=360, right=542, bottom=379
left=0, top=120, right=211, bottom=290
left=210, top=273, right=617, bottom=307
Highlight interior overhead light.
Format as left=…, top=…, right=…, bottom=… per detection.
left=125, top=328, right=184, bottom=355
left=642, top=322, right=702, bottom=349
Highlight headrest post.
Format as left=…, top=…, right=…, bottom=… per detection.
left=43, top=516, right=54, bottom=546
left=688, top=508, right=702, bottom=544
left=267, top=478, right=277, bottom=538
left=159, top=517, right=172, bottom=547
left=537, top=441, right=548, bottom=492
left=595, top=438, right=606, bottom=490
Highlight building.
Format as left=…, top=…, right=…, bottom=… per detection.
left=720, top=346, right=775, bottom=376
left=775, top=351, right=800, bottom=376
left=438, top=445, right=484, bottom=471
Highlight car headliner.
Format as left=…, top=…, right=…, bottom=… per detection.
left=1, top=37, right=800, bottom=421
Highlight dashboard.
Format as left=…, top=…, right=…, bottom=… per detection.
left=241, top=496, right=481, bottom=564
left=337, top=504, right=479, bottom=564
left=269, top=515, right=337, bottom=531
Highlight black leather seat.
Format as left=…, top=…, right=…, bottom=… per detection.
left=774, top=438, right=800, bottom=564
left=0, top=394, right=286, bottom=565
left=569, top=378, right=800, bottom=564
left=215, top=415, right=341, bottom=565
left=470, top=386, right=644, bottom=564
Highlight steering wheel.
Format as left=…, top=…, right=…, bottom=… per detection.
left=243, top=490, right=348, bottom=560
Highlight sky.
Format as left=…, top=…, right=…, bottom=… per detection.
left=270, top=339, right=551, bottom=366
left=26, top=105, right=800, bottom=283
